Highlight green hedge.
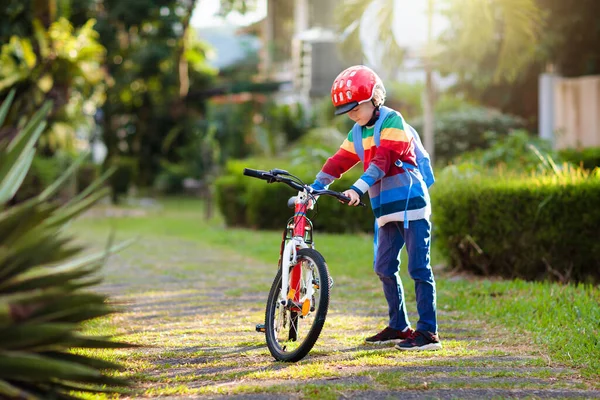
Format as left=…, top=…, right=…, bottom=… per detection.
left=559, top=147, right=600, bottom=171
left=431, top=168, right=600, bottom=283
left=215, top=158, right=374, bottom=233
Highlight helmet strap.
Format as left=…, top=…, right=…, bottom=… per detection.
left=362, top=104, right=381, bottom=127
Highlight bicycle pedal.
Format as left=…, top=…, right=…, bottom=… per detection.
left=328, top=276, right=334, bottom=289
left=255, top=323, right=266, bottom=333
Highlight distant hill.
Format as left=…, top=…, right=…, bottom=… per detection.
left=197, top=25, right=261, bottom=69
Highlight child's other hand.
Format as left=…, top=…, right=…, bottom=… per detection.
left=342, top=189, right=361, bottom=206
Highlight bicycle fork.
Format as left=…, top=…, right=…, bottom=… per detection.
left=280, top=238, right=313, bottom=315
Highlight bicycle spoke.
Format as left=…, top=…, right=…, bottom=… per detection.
left=265, top=249, right=330, bottom=361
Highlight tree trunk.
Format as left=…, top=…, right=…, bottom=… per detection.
left=32, top=0, right=56, bottom=28
left=423, top=67, right=435, bottom=162
left=178, top=0, right=198, bottom=99
left=422, top=0, right=436, bottom=163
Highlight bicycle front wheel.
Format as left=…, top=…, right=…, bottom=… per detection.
left=264, top=248, right=330, bottom=362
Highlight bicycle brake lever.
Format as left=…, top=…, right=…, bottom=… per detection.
left=270, top=168, right=289, bottom=176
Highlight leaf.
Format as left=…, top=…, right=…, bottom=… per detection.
left=44, top=187, right=110, bottom=228
left=0, top=323, right=75, bottom=350
left=0, top=379, right=37, bottom=400
left=0, top=197, right=43, bottom=239
left=6, top=101, right=51, bottom=154
left=0, top=147, right=36, bottom=204
left=0, top=263, right=99, bottom=293
left=0, top=231, right=75, bottom=282
left=0, top=202, right=56, bottom=248
left=64, top=166, right=115, bottom=207
left=0, top=289, right=70, bottom=310
left=29, top=303, right=113, bottom=325
left=38, top=151, right=89, bottom=202
left=0, top=100, right=52, bottom=197
left=0, top=89, right=16, bottom=127
left=0, top=351, right=123, bottom=384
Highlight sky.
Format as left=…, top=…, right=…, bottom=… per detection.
left=190, top=0, right=267, bottom=28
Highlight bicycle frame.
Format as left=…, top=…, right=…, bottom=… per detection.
left=279, top=189, right=314, bottom=313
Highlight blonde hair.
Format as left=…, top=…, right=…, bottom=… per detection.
left=372, top=82, right=386, bottom=107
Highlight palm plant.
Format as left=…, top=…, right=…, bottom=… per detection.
left=0, top=89, right=134, bottom=399
left=335, top=0, right=543, bottom=162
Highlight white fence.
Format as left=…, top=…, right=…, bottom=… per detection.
left=540, top=74, right=600, bottom=149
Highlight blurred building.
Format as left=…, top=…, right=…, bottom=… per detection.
left=259, top=0, right=347, bottom=106
left=539, top=71, right=600, bottom=149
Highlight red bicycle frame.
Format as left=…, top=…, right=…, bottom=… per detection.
left=290, top=201, right=308, bottom=303
left=276, top=198, right=312, bottom=306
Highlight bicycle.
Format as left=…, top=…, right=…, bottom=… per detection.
left=243, top=167, right=365, bottom=362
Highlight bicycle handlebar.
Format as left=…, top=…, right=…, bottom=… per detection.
left=243, top=168, right=366, bottom=207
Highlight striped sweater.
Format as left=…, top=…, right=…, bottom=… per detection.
left=312, top=110, right=431, bottom=227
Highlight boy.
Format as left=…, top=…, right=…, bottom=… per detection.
left=309, top=65, right=441, bottom=351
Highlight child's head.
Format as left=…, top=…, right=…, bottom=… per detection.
left=330, top=65, right=386, bottom=121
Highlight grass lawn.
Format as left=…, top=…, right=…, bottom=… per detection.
left=70, top=196, right=600, bottom=398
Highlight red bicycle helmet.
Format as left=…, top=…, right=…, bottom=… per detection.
left=331, top=65, right=384, bottom=115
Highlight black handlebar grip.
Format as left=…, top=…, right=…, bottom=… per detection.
left=339, top=194, right=351, bottom=203
left=340, top=194, right=367, bottom=207
left=243, top=168, right=264, bottom=179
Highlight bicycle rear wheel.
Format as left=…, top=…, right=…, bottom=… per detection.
left=264, top=248, right=330, bottom=362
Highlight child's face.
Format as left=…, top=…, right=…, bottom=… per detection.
left=347, top=102, right=375, bottom=126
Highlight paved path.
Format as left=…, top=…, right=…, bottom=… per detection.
left=93, top=234, right=599, bottom=399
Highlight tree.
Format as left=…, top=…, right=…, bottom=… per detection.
left=336, top=0, right=545, bottom=156
left=90, top=0, right=217, bottom=187
left=437, top=0, right=543, bottom=88
left=0, top=0, right=106, bottom=154
left=335, top=0, right=434, bottom=159
left=435, top=0, right=600, bottom=124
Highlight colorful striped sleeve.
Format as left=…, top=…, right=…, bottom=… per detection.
left=312, top=135, right=360, bottom=190
left=351, top=112, right=414, bottom=196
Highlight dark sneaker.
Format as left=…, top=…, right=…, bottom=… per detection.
left=395, top=330, right=442, bottom=351
left=365, top=326, right=414, bottom=345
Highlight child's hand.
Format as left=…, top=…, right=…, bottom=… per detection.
left=342, top=189, right=361, bottom=206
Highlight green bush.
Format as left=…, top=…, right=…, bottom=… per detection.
left=455, top=130, right=557, bottom=172
left=431, top=167, right=600, bottom=283
left=411, top=106, right=526, bottom=164
left=154, top=161, right=188, bottom=194
left=215, top=158, right=374, bottom=233
left=214, top=174, right=248, bottom=226
left=559, top=147, right=600, bottom=171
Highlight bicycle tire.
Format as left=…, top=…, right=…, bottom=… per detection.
left=264, top=248, right=330, bottom=362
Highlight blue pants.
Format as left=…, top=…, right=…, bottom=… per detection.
left=373, top=219, right=438, bottom=333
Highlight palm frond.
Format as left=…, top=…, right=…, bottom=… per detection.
left=0, top=92, right=133, bottom=399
